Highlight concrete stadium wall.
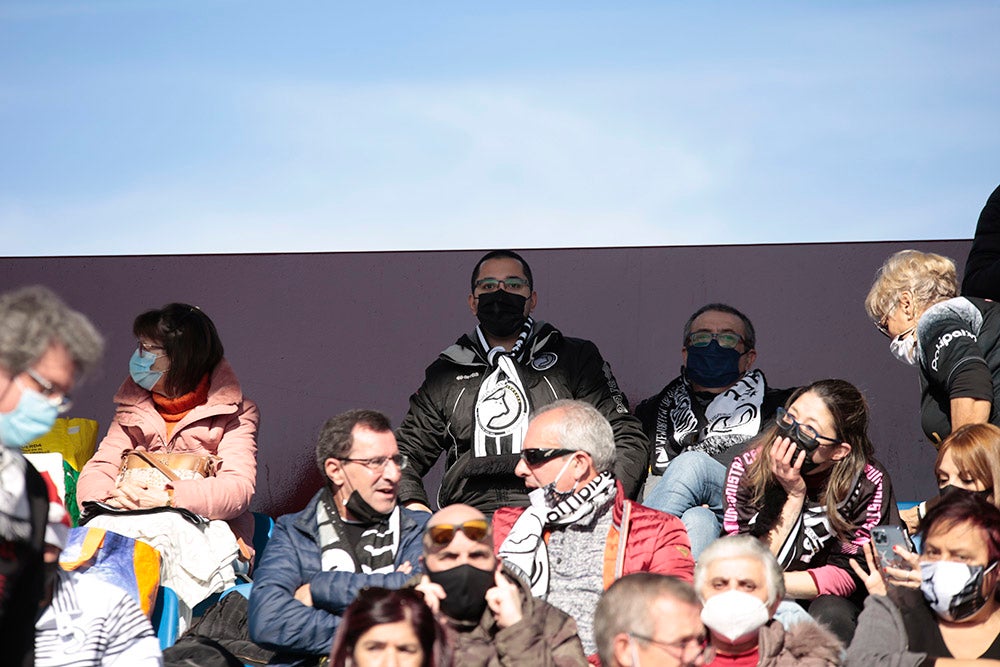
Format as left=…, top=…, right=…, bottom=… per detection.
left=0, top=239, right=972, bottom=516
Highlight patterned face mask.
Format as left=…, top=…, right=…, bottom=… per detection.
left=921, top=559, right=998, bottom=621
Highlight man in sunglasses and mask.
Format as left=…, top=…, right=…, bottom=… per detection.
left=495, top=400, right=694, bottom=660
left=413, top=503, right=587, bottom=666
left=396, top=249, right=650, bottom=516
left=635, top=303, right=794, bottom=558
left=249, top=410, right=429, bottom=665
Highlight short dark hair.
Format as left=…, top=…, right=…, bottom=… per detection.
left=920, top=492, right=1000, bottom=564
left=315, top=409, right=393, bottom=475
left=683, top=302, right=756, bottom=350
left=328, top=587, right=451, bottom=667
left=470, top=250, right=533, bottom=292
left=133, top=303, right=223, bottom=396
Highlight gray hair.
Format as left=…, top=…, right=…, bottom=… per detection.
left=0, top=285, right=104, bottom=378
left=694, top=535, right=785, bottom=606
left=532, top=399, right=615, bottom=474
left=595, top=573, right=700, bottom=666
left=683, top=303, right=756, bottom=350
left=314, top=409, right=393, bottom=476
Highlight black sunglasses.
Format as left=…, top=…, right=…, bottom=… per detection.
left=519, top=448, right=577, bottom=466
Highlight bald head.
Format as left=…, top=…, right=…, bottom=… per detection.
left=423, top=503, right=496, bottom=573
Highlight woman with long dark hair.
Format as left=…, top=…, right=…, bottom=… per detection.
left=329, top=587, right=451, bottom=667
left=723, top=378, right=900, bottom=644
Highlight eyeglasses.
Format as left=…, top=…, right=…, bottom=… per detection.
left=136, top=340, right=167, bottom=357
left=775, top=407, right=839, bottom=450
left=337, top=454, right=409, bottom=473
left=426, top=519, right=490, bottom=545
left=23, top=368, right=72, bottom=414
left=474, top=277, right=530, bottom=293
left=630, top=632, right=715, bottom=663
left=519, top=448, right=577, bottom=466
left=686, top=331, right=744, bottom=349
left=875, top=316, right=892, bottom=338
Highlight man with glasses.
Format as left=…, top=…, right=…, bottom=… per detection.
left=694, top=535, right=842, bottom=666
left=0, top=285, right=103, bottom=667
left=494, top=400, right=694, bottom=659
left=595, top=573, right=714, bottom=667
left=396, top=249, right=649, bottom=516
left=413, top=503, right=587, bottom=666
left=636, top=303, right=794, bottom=557
left=249, top=409, right=429, bottom=664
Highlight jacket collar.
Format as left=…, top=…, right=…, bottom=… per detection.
left=440, top=320, right=559, bottom=367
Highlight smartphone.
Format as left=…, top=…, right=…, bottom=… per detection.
left=871, top=525, right=915, bottom=570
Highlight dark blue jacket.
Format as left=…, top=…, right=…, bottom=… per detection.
left=247, top=490, right=428, bottom=665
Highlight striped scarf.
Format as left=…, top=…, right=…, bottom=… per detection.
left=316, top=487, right=400, bottom=574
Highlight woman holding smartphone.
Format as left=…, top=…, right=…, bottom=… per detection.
left=848, top=493, right=1000, bottom=666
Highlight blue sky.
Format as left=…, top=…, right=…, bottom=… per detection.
left=2, top=1, right=998, bottom=256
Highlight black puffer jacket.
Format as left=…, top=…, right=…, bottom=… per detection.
left=396, top=321, right=650, bottom=514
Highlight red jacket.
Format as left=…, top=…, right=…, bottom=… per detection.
left=492, top=482, right=694, bottom=589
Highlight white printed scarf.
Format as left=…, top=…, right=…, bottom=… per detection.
left=472, top=317, right=535, bottom=458
left=497, top=471, right=617, bottom=597
left=652, top=369, right=767, bottom=473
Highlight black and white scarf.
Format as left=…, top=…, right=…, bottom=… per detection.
left=316, top=488, right=400, bottom=574
left=0, top=448, right=31, bottom=542
left=472, top=317, right=535, bottom=459
left=652, top=369, right=767, bottom=473
left=497, top=471, right=617, bottom=597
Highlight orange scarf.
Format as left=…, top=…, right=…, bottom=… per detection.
left=153, top=374, right=210, bottom=440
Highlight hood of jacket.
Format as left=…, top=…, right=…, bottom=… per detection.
left=757, top=617, right=843, bottom=665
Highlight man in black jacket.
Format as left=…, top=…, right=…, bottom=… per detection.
left=963, top=183, right=1000, bottom=300
left=395, top=250, right=649, bottom=515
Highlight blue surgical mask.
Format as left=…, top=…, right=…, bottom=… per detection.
left=129, top=348, right=164, bottom=391
left=685, top=340, right=743, bottom=389
left=0, top=386, right=59, bottom=448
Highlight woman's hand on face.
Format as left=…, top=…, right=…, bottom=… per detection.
left=770, top=436, right=807, bottom=497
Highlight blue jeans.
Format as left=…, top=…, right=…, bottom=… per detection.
left=644, top=450, right=726, bottom=558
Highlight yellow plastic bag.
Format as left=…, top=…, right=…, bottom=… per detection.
left=22, top=417, right=99, bottom=471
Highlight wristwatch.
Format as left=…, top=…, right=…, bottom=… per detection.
left=165, top=487, right=175, bottom=508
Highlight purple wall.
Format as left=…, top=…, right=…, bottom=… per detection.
left=0, top=240, right=971, bottom=515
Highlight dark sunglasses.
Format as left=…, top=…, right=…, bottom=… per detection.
left=775, top=407, right=839, bottom=451
left=519, top=448, right=577, bottom=466
left=426, top=519, right=490, bottom=546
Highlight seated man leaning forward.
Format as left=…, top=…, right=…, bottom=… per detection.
left=248, top=410, right=429, bottom=665
left=637, top=303, right=794, bottom=557
left=414, top=503, right=587, bottom=666
left=494, top=399, right=695, bottom=658
left=594, top=573, right=715, bottom=667
left=695, top=535, right=842, bottom=667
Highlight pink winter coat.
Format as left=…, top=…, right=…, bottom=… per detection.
left=77, top=359, right=259, bottom=548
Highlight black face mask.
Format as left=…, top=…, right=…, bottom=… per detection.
left=939, top=484, right=992, bottom=501
left=344, top=490, right=393, bottom=525
left=427, top=564, right=495, bottom=623
left=475, top=290, right=528, bottom=338
left=776, top=421, right=822, bottom=474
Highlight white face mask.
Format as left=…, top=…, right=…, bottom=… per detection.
left=889, top=330, right=918, bottom=366
left=920, top=560, right=998, bottom=622
left=700, top=590, right=770, bottom=644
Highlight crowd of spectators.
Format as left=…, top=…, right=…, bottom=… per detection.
left=1, top=183, right=999, bottom=666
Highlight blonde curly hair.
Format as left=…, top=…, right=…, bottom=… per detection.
left=865, top=250, right=958, bottom=323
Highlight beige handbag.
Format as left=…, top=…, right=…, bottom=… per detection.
left=117, top=449, right=220, bottom=488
